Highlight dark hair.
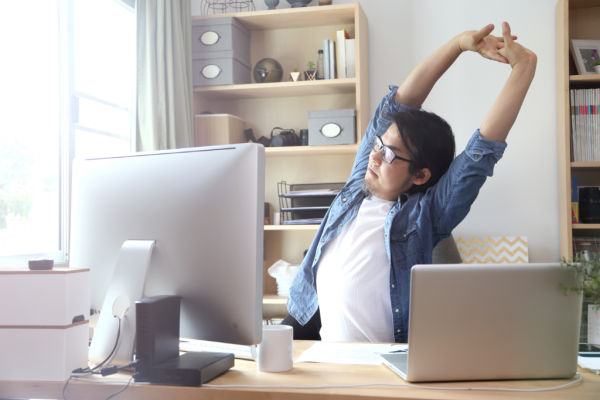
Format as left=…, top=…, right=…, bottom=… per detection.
left=389, top=108, right=455, bottom=194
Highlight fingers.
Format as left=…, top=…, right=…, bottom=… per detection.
left=502, top=21, right=513, bottom=43
left=474, top=24, right=494, bottom=42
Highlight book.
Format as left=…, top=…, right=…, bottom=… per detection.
left=570, top=88, right=600, bottom=162
left=572, top=176, right=579, bottom=224
left=329, top=39, right=336, bottom=79
left=335, top=29, right=350, bottom=79
left=323, top=39, right=330, bottom=79
left=345, top=38, right=356, bottom=78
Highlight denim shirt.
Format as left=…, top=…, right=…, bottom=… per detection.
left=287, top=85, right=507, bottom=343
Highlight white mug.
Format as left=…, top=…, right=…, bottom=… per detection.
left=257, top=325, right=293, bottom=372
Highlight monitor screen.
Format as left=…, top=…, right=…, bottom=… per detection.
left=70, top=144, right=264, bottom=346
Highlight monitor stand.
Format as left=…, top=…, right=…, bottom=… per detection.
left=89, top=239, right=155, bottom=367
left=135, top=351, right=235, bottom=386
left=134, top=295, right=234, bottom=386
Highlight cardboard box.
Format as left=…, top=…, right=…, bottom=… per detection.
left=0, top=268, right=90, bottom=381
left=307, top=108, right=356, bottom=146
left=195, top=114, right=246, bottom=147
left=192, top=17, right=250, bottom=64
left=192, top=52, right=251, bottom=86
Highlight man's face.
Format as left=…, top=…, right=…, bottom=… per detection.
left=364, top=123, right=424, bottom=201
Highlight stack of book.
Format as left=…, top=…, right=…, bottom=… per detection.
left=322, top=29, right=356, bottom=80
left=570, top=88, right=600, bottom=162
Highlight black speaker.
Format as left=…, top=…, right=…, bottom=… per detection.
left=135, top=296, right=181, bottom=374
left=579, top=186, right=600, bottom=223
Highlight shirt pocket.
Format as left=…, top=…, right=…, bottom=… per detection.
left=389, top=225, right=421, bottom=269
left=390, top=224, right=418, bottom=243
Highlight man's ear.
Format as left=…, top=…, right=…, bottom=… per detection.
left=412, top=168, right=431, bottom=186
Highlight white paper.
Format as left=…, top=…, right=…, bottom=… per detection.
left=578, top=356, right=600, bottom=374
left=296, top=342, right=408, bottom=365
left=179, top=339, right=255, bottom=360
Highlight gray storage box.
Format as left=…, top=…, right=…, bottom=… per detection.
left=193, top=51, right=251, bottom=86
left=192, top=17, right=250, bottom=65
left=307, top=109, right=356, bottom=146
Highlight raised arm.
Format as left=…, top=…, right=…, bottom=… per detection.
left=479, top=22, right=537, bottom=142
left=395, top=24, right=512, bottom=107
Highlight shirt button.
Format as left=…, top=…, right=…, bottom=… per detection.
left=397, top=329, right=401, bottom=333
left=342, top=197, right=347, bottom=202
left=320, top=239, right=324, bottom=244
left=391, top=284, right=395, bottom=288
left=403, top=234, right=407, bottom=238
left=395, top=308, right=399, bottom=313
left=390, top=210, right=395, bottom=215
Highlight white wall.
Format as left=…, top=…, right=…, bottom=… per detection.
left=192, top=0, right=560, bottom=262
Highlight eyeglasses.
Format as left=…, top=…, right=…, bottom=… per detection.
left=372, top=135, right=413, bottom=165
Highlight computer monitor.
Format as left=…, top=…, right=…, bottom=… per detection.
left=69, top=144, right=264, bottom=356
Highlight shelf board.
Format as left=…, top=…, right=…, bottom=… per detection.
left=193, top=3, right=356, bottom=30
left=570, top=0, right=600, bottom=9
left=572, top=161, right=600, bottom=168
left=263, top=295, right=287, bottom=305
left=572, top=162, right=600, bottom=168
left=569, top=74, right=600, bottom=83
left=264, top=224, right=319, bottom=231
left=573, top=224, right=600, bottom=230
left=194, top=78, right=356, bottom=99
left=265, top=143, right=358, bottom=156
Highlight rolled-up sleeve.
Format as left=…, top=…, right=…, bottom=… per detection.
left=430, top=129, right=507, bottom=237
left=465, top=129, right=507, bottom=163
left=348, top=85, right=412, bottom=184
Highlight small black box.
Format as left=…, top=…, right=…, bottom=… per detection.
left=140, top=351, right=234, bottom=386
left=135, top=296, right=181, bottom=373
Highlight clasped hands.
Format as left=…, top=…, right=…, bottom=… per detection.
left=458, top=22, right=536, bottom=69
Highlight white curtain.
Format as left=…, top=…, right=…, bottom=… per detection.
left=136, top=0, right=194, bottom=151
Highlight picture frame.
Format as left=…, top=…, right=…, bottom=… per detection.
left=570, top=39, right=600, bottom=74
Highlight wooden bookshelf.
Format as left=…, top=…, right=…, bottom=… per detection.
left=193, top=3, right=369, bottom=316
left=556, top=0, right=600, bottom=259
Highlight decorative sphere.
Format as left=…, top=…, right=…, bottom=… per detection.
left=286, top=0, right=311, bottom=7
left=253, top=58, right=283, bottom=83
left=264, top=0, right=279, bottom=9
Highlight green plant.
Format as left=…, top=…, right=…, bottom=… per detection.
left=306, top=60, right=315, bottom=71
left=594, top=59, right=600, bottom=66
left=293, top=67, right=299, bottom=72
left=561, top=254, right=600, bottom=306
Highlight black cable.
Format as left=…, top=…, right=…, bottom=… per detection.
left=72, top=317, right=122, bottom=375
left=91, top=317, right=122, bottom=372
left=104, top=376, right=134, bottom=400
left=62, top=375, right=73, bottom=400
left=65, top=316, right=123, bottom=399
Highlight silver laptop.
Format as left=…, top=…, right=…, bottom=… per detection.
left=380, top=263, right=582, bottom=382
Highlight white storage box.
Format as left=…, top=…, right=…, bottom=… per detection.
left=0, top=268, right=90, bottom=381
left=195, top=113, right=246, bottom=146
left=0, top=323, right=88, bottom=381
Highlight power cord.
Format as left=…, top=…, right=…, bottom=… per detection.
left=72, top=317, right=122, bottom=376
left=64, top=315, right=134, bottom=400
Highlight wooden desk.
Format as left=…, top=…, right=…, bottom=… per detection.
left=1, top=341, right=599, bottom=400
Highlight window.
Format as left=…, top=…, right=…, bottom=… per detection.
left=0, top=0, right=135, bottom=266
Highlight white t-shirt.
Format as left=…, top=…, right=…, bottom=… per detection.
left=316, top=195, right=395, bottom=342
